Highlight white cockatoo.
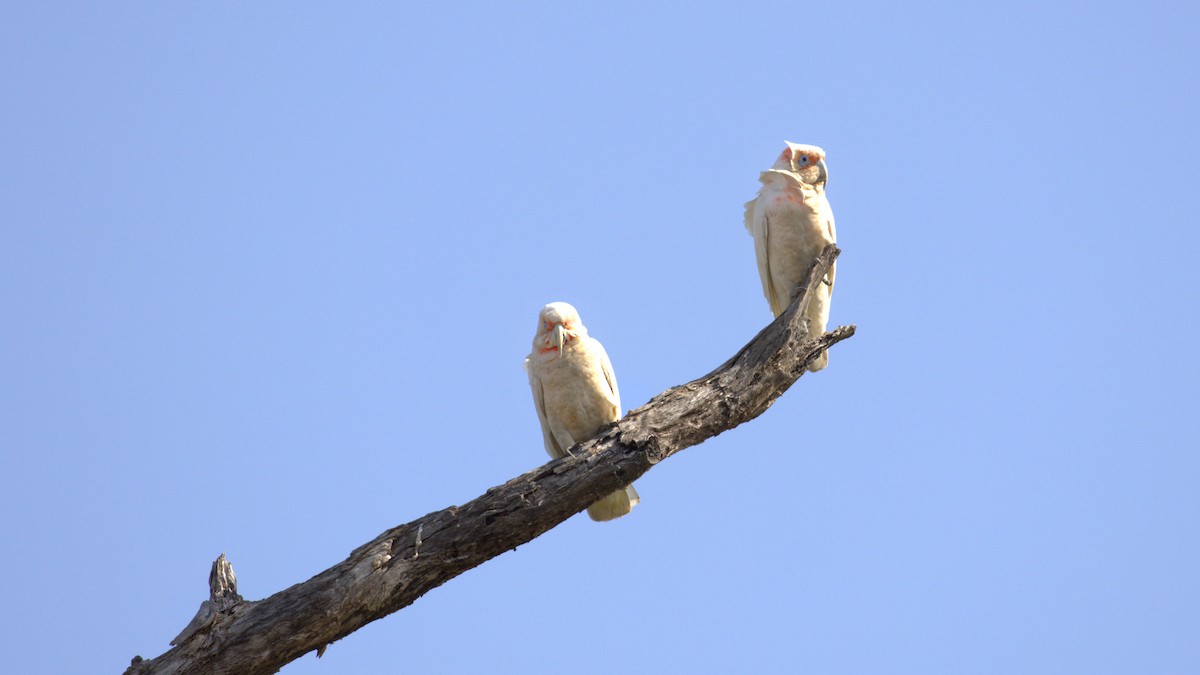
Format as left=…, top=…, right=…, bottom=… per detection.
left=744, top=141, right=837, bottom=371
left=524, top=302, right=639, bottom=521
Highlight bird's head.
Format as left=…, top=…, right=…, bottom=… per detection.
left=773, top=141, right=828, bottom=188
left=534, top=302, right=586, bottom=356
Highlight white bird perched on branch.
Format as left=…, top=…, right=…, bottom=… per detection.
left=524, top=302, right=639, bottom=521
left=744, top=141, right=837, bottom=371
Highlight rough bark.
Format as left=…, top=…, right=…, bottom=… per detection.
left=126, top=245, right=854, bottom=675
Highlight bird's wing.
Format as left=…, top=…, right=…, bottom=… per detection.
left=820, top=192, right=837, bottom=291
left=525, top=357, right=568, bottom=459
left=746, top=172, right=794, bottom=316
left=743, top=197, right=757, bottom=234
left=592, top=338, right=621, bottom=412
left=750, top=204, right=783, bottom=317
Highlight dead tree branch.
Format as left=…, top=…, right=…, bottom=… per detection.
left=126, top=245, right=855, bottom=675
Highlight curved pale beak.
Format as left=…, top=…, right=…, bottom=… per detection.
left=816, top=158, right=828, bottom=188
left=551, top=323, right=566, bottom=357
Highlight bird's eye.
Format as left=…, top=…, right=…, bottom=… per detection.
left=797, top=155, right=810, bottom=164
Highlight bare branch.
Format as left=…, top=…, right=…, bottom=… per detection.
left=168, top=554, right=243, bottom=648
left=126, top=245, right=854, bottom=675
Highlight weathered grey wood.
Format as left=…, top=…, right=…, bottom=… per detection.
left=167, top=554, right=243, bottom=648
left=126, top=245, right=854, bottom=675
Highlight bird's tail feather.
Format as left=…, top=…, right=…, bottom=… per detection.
left=587, top=485, right=640, bottom=522
left=808, top=351, right=829, bottom=372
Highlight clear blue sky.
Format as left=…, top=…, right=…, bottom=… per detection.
left=2, top=3, right=1197, bottom=673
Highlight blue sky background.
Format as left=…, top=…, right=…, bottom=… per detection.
left=2, top=2, right=1197, bottom=673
